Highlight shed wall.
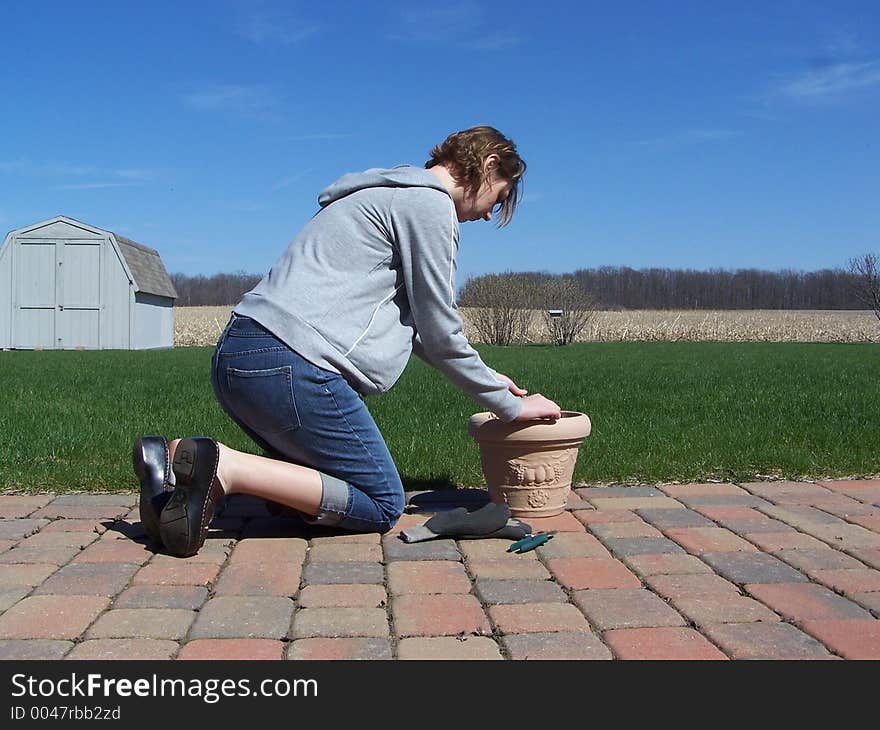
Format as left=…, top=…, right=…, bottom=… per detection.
left=0, top=238, right=11, bottom=347
left=133, top=292, right=174, bottom=349
left=100, top=236, right=133, bottom=348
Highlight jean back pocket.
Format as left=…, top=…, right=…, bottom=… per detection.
left=225, top=365, right=302, bottom=434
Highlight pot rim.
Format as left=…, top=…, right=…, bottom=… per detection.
left=468, top=410, right=591, bottom=443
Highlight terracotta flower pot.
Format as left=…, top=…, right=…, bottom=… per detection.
left=467, top=411, right=592, bottom=518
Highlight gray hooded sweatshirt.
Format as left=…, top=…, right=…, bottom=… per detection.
left=234, top=165, right=523, bottom=421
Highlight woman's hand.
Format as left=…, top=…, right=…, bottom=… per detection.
left=494, top=372, right=528, bottom=396
left=515, top=393, right=562, bottom=421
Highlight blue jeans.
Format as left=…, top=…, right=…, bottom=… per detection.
left=210, top=314, right=405, bottom=533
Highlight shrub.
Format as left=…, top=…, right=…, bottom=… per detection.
left=458, top=272, right=536, bottom=345
left=536, top=276, right=598, bottom=345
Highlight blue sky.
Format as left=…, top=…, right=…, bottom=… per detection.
left=2, top=1, right=878, bottom=287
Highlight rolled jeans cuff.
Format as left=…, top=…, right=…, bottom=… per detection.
left=302, top=472, right=350, bottom=526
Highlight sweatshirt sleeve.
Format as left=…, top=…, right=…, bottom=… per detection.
left=392, top=188, right=523, bottom=422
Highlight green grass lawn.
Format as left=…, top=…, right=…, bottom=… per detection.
left=1, top=342, right=877, bottom=493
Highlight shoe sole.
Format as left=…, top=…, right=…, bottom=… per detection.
left=159, top=438, right=222, bottom=558
left=132, top=437, right=169, bottom=544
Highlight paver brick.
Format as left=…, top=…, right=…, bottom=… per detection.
left=816, top=478, right=880, bottom=501
left=573, top=588, right=686, bottom=630
left=533, top=531, right=611, bottom=559
left=386, top=561, right=471, bottom=595
left=287, top=637, right=392, bottom=660
left=291, top=607, right=388, bottom=638
left=547, top=557, right=641, bottom=590
left=132, top=562, right=222, bottom=586
left=809, top=569, right=880, bottom=596
left=382, top=537, right=460, bottom=561
left=297, top=584, right=387, bottom=608
left=113, top=585, right=209, bottom=610
left=670, top=594, right=781, bottom=626
left=588, top=521, right=663, bottom=539
left=501, top=631, right=612, bottom=660
left=621, top=553, right=713, bottom=577
left=724, top=519, right=795, bottom=534
left=213, top=562, right=302, bottom=596
left=33, top=505, right=129, bottom=520
left=308, top=543, right=382, bottom=562
left=798, top=523, right=880, bottom=550
left=603, top=627, right=728, bottom=660
left=178, top=639, right=286, bottom=660
left=799, top=619, right=880, bottom=659
left=0, top=595, right=109, bottom=639
left=489, top=602, right=590, bottom=634
left=0, top=519, right=50, bottom=540
left=644, top=573, right=742, bottom=599
left=85, top=608, right=195, bottom=640
left=746, top=583, right=872, bottom=621
left=39, top=519, right=107, bottom=533
left=851, top=592, right=880, bottom=616
left=0, top=588, right=29, bottom=612
left=474, top=578, right=568, bottom=605
left=573, top=510, right=643, bottom=526
left=675, top=495, right=771, bottom=509
left=846, top=513, right=880, bottom=531
left=742, top=532, right=829, bottom=552
left=702, top=622, right=835, bottom=659
left=758, top=504, right=845, bottom=526
left=600, top=536, right=687, bottom=557
left=0, top=639, right=72, bottom=659
left=458, top=538, right=538, bottom=562
left=523, top=511, right=592, bottom=533
left=664, top=527, right=759, bottom=555
left=635, top=508, right=715, bottom=529
left=702, top=552, right=809, bottom=585
left=0, top=545, right=81, bottom=565
left=397, top=636, right=503, bottom=660
left=0, top=563, right=58, bottom=588
left=658, top=483, right=750, bottom=498
left=391, top=594, right=490, bottom=637
left=467, top=559, right=551, bottom=580
left=847, top=548, right=880, bottom=570
left=69, top=539, right=153, bottom=564
left=188, top=596, right=294, bottom=639
left=578, top=486, right=667, bottom=498
left=589, top=497, right=685, bottom=511
left=148, top=546, right=230, bottom=566
left=0, top=496, right=53, bottom=518
left=308, top=530, right=382, bottom=545
left=22, top=531, right=99, bottom=548
left=692, top=505, right=772, bottom=522
left=33, top=562, right=140, bottom=596
left=301, top=561, right=385, bottom=585
left=66, top=639, right=179, bottom=660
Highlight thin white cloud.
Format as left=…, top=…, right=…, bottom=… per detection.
left=54, top=182, right=141, bottom=190
left=237, top=11, right=319, bottom=45
left=779, top=60, right=880, bottom=99
left=271, top=168, right=314, bottom=191
left=284, top=133, right=356, bottom=142
left=183, top=84, right=277, bottom=115
left=392, top=2, right=520, bottom=50
left=636, top=128, right=744, bottom=146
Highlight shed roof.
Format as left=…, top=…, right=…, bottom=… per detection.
left=112, top=233, right=177, bottom=299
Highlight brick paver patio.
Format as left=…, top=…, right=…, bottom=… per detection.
left=0, top=479, right=878, bottom=660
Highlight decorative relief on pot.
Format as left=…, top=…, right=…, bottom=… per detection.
left=527, top=490, right=550, bottom=508
left=505, top=450, right=576, bottom=487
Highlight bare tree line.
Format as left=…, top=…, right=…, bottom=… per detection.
left=170, top=271, right=263, bottom=306
left=460, top=266, right=871, bottom=311
left=171, top=260, right=878, bottom=315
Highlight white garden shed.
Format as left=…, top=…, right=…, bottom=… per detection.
left=0, top=215, right=177, bottom=350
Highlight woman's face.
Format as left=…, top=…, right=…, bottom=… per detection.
left=456, top=172, right=511, bottom=223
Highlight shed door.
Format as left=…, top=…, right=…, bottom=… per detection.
left=12, top=239, right=102, bottom=349
left=57, top=241, right=101, bottom=349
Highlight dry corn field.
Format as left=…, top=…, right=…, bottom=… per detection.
left=174, top=306, right=879, bottom=347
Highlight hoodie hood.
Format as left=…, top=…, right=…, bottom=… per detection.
left=317, top=165, right=451, bottom=208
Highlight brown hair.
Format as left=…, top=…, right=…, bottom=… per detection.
left=425, top=125, right=526, bottom=226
